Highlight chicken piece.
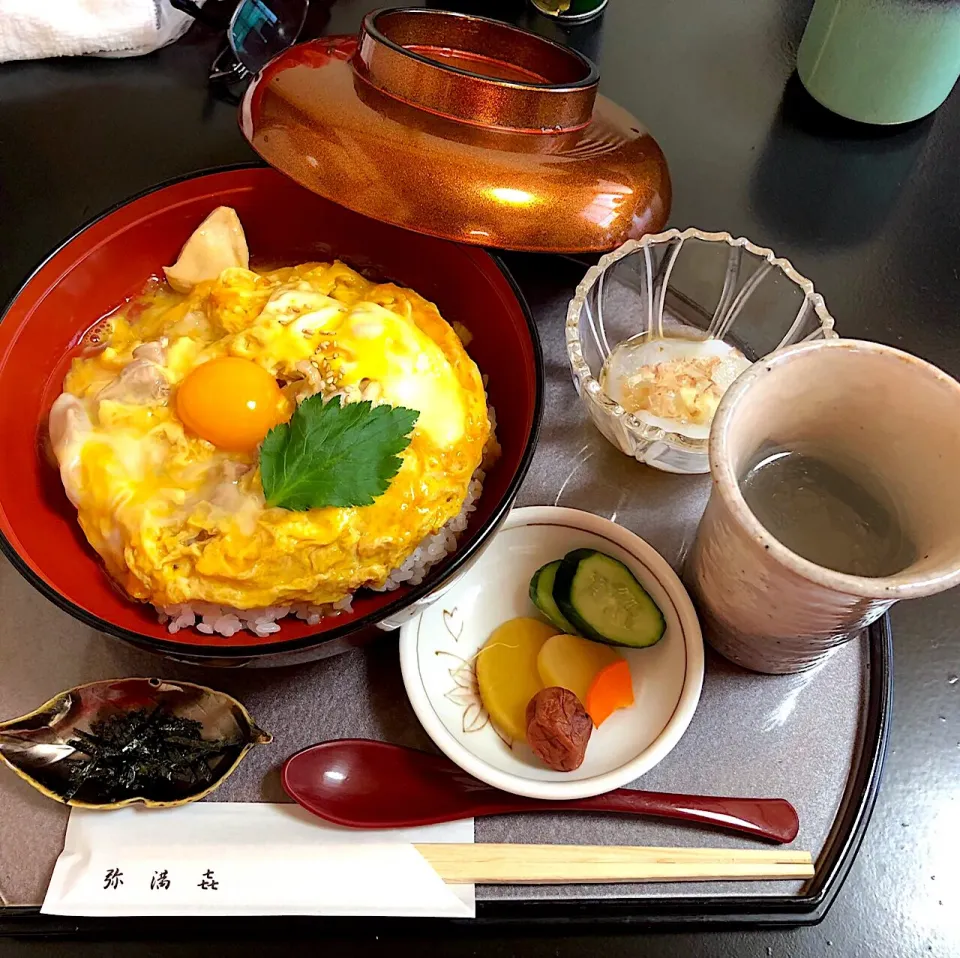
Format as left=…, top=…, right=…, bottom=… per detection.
left=132, top=340, right=167, bottom=365
left=48, top=393, right=92, bottom=507
left=163, top=206, right=249, bottom=293
left=96, top=358, right=170, bottom=406
left=220, top=460, right=253, bottom=483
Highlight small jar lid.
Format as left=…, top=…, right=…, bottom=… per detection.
left=240, top=7, right=671, bottom=253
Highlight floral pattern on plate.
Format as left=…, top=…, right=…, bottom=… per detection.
left=436, top=609, right=512, bottom=747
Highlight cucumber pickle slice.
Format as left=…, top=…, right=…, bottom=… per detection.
left=553, top=549, right=665, bottom=648
left=529, top=559, right=576, bottom=633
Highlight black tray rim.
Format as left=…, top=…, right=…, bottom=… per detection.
left=0, top=616, right=892, bottom=935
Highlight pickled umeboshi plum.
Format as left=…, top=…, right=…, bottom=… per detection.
left=526, top=687, right=593, bottom=772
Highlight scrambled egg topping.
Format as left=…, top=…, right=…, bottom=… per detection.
left=50, top=220, right=491, bottom=611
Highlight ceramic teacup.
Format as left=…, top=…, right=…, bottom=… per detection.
left=687, top=338, right=960, bottom=674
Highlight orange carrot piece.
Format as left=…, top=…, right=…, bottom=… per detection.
left=585, top=660, right=635, bottom=727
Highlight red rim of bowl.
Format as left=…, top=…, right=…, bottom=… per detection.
left=0, top=163, right=544, bottom=660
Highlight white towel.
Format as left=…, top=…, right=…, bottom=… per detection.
left=0, top=0, right=206, bottom=63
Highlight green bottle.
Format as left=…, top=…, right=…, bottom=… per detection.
left=797, top=0, right=960, bottom=124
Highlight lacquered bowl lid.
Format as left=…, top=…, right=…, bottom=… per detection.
left=240, top=7, right=671, bottom=253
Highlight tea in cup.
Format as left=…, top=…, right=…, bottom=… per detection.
left=687, top=338, right=960, bottom=674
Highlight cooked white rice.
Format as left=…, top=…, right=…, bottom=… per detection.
left=157, top=408, right=497, bottom=638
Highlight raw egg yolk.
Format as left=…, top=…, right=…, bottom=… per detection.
left=176, top=357, right=284, bottom=452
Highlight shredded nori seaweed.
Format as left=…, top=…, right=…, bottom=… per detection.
left=61, top=708, right=240, bottom=803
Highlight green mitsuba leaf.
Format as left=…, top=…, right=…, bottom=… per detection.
left=260, top=395, right=419, bottom=511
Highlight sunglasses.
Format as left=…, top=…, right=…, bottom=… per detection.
left=169, top=0, right=310, bottom=85
left=171, top=1, right=608, bottom=90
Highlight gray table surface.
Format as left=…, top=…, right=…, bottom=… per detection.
left=0, top=0, right=958, bottom=955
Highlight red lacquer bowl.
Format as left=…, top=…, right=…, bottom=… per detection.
left=0, top=166, right=542, bottom=666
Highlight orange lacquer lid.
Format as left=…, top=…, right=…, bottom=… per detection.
left=240, top=7, right=671, bottom=253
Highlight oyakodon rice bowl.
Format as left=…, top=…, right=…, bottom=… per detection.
left=47, top=206, right=499, bottom=639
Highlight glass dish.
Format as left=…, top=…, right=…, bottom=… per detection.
left=565, top=228, right=838, bottom=474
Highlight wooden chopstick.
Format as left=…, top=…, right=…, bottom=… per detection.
left=414, top=844, right=814, bottom=884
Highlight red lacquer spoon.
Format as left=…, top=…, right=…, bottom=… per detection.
left=282, top=740, right=800, bottom=844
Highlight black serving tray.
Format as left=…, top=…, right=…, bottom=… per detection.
left=0, top=617, right=889, bottom=935
left=0, top=236, right=890, bottom=935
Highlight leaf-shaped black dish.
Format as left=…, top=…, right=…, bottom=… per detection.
left=0, top=678, right=271, bottom=808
